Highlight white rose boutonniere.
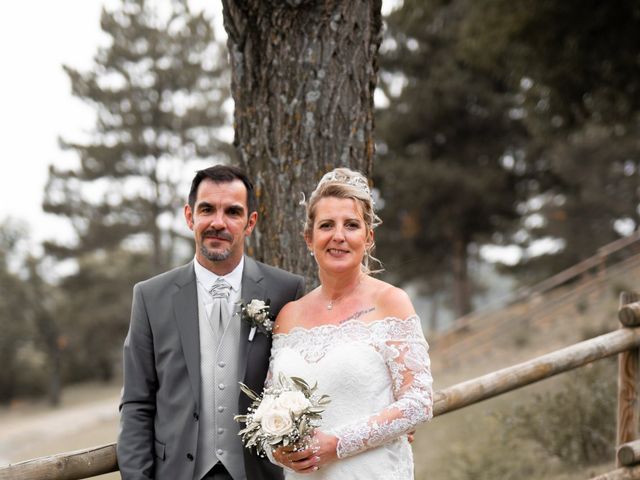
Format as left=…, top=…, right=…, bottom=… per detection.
left=238, top=298, right=274, bottom=341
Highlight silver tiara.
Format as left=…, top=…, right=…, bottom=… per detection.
left=318, top=170, right=372, bottom=198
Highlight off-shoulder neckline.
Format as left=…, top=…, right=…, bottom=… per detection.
left=273, top=314, right=420, bottom=338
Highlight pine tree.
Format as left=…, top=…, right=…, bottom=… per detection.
left=43, top=0, right=232, bottom=274
left=460, top=0, right=640, bottom=277
left=40, top=0, right=232, bottom=384
left=375, top=0, right=527, bottom=317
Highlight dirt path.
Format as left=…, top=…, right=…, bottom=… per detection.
left=0, top=383, right=120, bottom=469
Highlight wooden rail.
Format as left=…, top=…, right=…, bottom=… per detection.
left=433, top=327, right=640, bottom=416
left=619, top=440, right=640, bottom=467
left=0, top=444, right=118, bottom=480
left=3, top=294, right=640, bottom=479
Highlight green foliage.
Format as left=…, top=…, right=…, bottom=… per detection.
left=0, top=220, right=50, bottom=402
left=460, top=0, right=640, bottom=279
left=504, top=361, right=616, bottom=465
left=377, top=0, right=640, bottom=300
left=448, top=425, right=548, bottom=480
left=56, top=250, right=151, bottom=383
left=461, top=0, right=640, bottom=130
left=376, top=0, right=528, bottom=315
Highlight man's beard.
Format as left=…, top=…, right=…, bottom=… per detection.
left=200, top=244, right=231, bottom=262
left=200, top=229, right=234, bottom=262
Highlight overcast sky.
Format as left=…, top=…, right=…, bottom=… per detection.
left=1, top=2, right=105, bottom=248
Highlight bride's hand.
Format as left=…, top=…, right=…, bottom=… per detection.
left=273, top=430, right=338, bottom=473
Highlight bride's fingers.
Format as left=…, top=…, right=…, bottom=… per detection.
left=286, top=447, right=315, bottom=462
left=290, top=455, right=320, bottom=472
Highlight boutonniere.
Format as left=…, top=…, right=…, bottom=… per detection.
left=238, top=299, right=274, bottom=341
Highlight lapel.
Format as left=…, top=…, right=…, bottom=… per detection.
left=172, top=262, right=201, bottom=406
left=238, top=256, right=266, bottom=381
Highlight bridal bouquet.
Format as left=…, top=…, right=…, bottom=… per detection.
left=235, top=373, right=330, bottom=457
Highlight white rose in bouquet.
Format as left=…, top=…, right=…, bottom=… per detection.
left=275, top=390, right=312, bottom=415
left=261, top=409, right=294, bottom=436
left=252, top=393, right=277, bottom=421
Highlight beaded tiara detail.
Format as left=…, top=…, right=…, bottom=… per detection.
left=317, top=170, right=372, bottom=199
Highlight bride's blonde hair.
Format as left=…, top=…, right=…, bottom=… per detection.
left=303, top=168, right=383, bottom=274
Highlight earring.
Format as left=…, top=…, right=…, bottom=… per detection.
left=309, top=251, right=314, bottom=256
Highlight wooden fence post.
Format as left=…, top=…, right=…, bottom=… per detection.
left=617, top=292, right=640, bottom=467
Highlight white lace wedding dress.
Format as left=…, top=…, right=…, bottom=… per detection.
left=268, top=315, right=433, bottom=480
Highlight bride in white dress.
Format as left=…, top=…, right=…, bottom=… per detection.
left=269, top=168, right=433, bottom=479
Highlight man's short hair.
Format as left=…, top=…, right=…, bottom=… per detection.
left=188, top=165, right=258, bottom=215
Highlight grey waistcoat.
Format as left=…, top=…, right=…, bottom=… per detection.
left=195, top=300, right=245, bottom=480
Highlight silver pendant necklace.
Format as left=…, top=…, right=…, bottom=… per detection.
left=325, top=275, right=363, bottom=310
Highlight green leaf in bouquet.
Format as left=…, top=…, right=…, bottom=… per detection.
left=238, top=422, right=258, bottom=435
left=307, top=407, right=326, bottom=414
left=298, top=416, right=308, bottom=434
left=290, top=376, right=311, bottom=391
left=239, top=382, right=259, bottom=401
left=277, top=372, right=290, bottom=387
left=247, top=431, right=261, bottom=446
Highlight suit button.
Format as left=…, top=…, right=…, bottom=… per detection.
left=217, top=406, right=225, bottom=412
left=187, top=453, right=194, bottom=461
left=193, top=412, right=199, bottom=421
left=218, top=361, right=226, bottom=368
left=218, top=383, right=225, bottom=390
left=218, top=428, right=224, bottom=434
left=216, top=449, right=224, bottom=456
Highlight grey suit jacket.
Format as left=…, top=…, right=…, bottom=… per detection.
left=117, top=256, right=305, bottom=480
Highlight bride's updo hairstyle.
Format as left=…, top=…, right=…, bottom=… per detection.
left=303, top=168, right=383, bottom=274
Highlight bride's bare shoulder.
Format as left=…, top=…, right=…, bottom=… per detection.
left=371, top=279, right=416, bottom=320
left=273, top=290, right=318, bottom=334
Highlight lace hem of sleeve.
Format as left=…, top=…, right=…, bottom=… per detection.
left=331, top=316, right=433, bottom=458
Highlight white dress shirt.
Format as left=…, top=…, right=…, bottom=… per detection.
left=194, top=256, right=244, bottom=324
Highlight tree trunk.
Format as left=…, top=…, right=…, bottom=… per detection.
left=47, top=336, right=62, bottom=406
left=452, top=237, right=472, bottom=318
left=222, top=0, right=382, bottom=284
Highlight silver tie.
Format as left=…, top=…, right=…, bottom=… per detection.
left=209, top=278, right=232, bottom=344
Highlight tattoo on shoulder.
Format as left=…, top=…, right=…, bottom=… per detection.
left=340, top=307, right=375, bottom=324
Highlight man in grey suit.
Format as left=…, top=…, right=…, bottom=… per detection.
left=117, top=165, right=305, bottom=480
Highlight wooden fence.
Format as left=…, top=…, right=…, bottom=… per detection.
left=436, top=251, right=640, bottom=369
left=3, top=293, right=640, bottom=479
left=435, top=229, right=640, bottom=348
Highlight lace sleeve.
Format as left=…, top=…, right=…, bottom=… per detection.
left=329, top=317, right=433, bottom=458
